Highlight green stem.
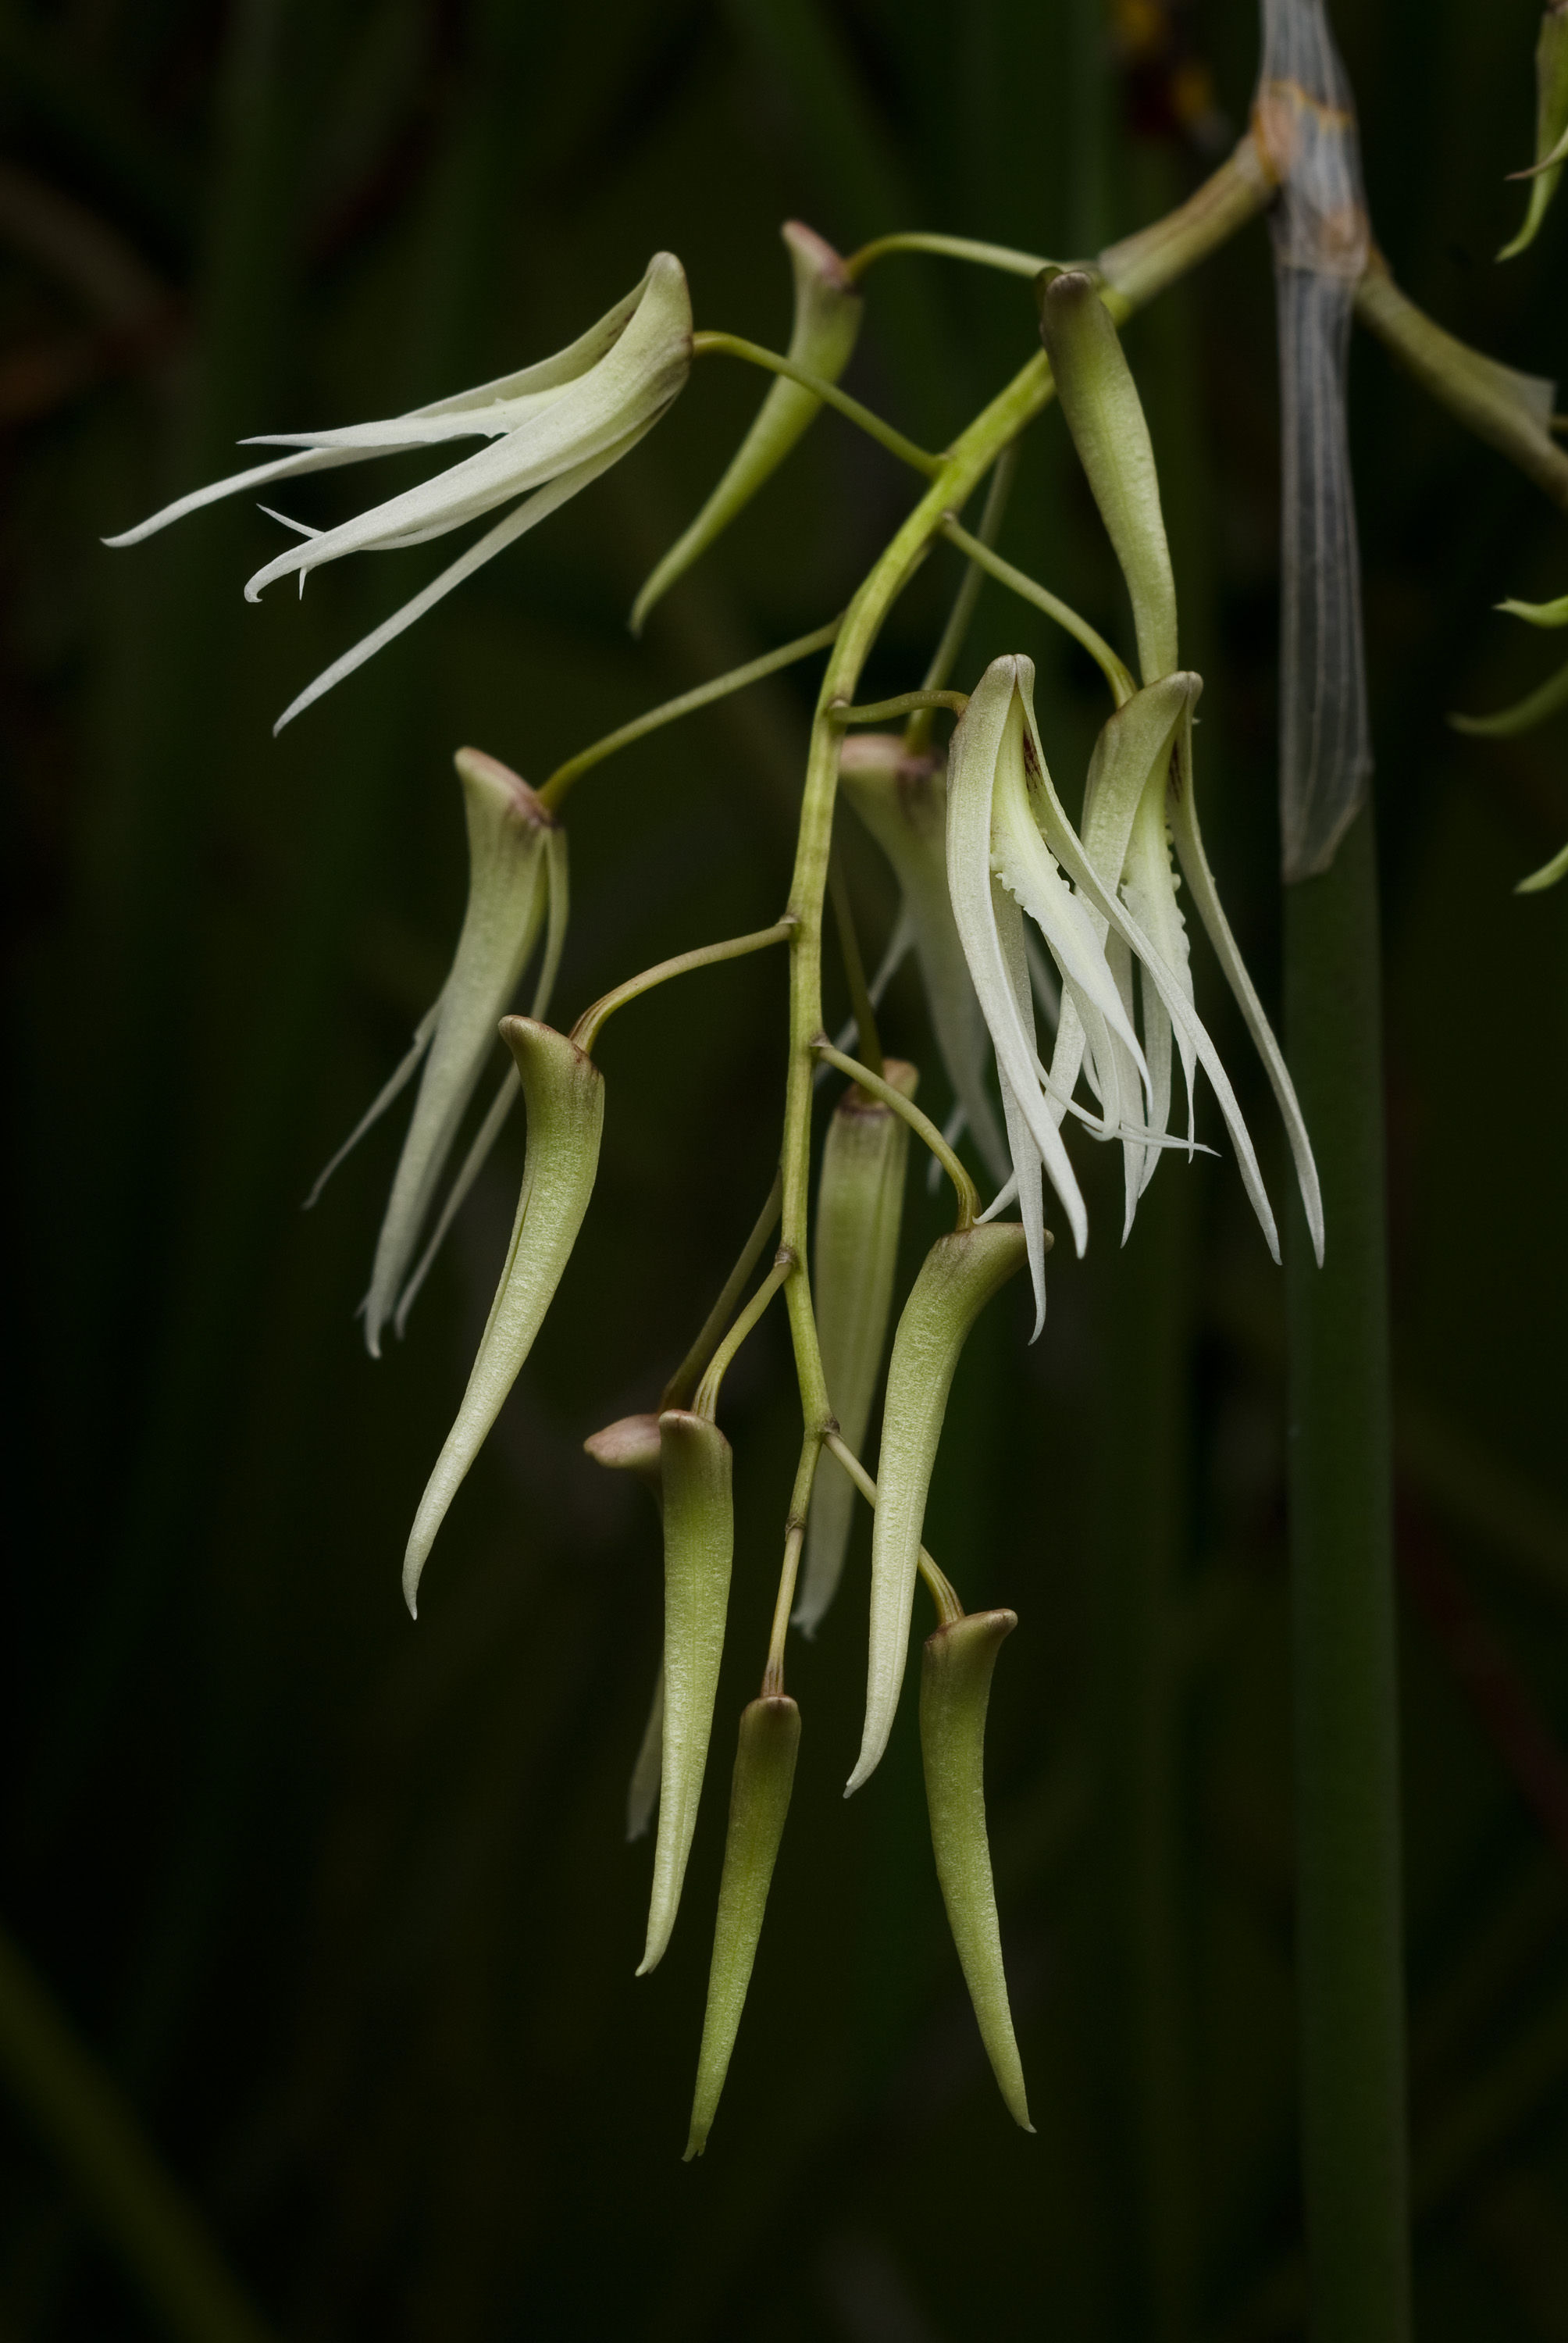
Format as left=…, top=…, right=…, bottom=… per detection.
left=764, top=1432, right=823, bottom=1696
left=830, top=689, right=970, bottom=725
left=1284, top=804, right=1412, bottom=2343
left=537, top=618, right=843, bottom=811
left=571, top=917, right=794, bottom=1056
left=811, top=1040, right=978, bottom=1230
left=690, top=331, right=942, bottom=476
left=907, top=439, right=1020, bottom=754
left=844, top=229, right=1057, bottom=280
left=821, top=1432, right=963, bottom=1625
left=661, top=1172, right=782, bottom=1412
left=693, top=1250, right=796, bottom=1421
left=827, top=855, right=883, bottom=1079
left=0, top=1921, right=275, bottom=2343
left=938, top=519, right=1135, bottom=704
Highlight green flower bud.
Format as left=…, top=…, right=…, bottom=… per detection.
left=401, top=1018, right=604, bottom=1615
left=839, top=733, right=1009, bottom=1182
left=683, top=1694, right=801, bottom=2159
left=584, top=1413, right=666, bottom=1840
left=1500, top=3, right=1568, bottom=261
left=795, top=1060, right=918, bottom=1638
left=848, top=1223, right=1028, bottom=1795
left=1036, top=269, right=1178, bottom=685
left=921, top=1608, right=1032, bottom=2131
left=632, top=223, right=862, bottom=633
left=639, top=1410, right=735, bottom=1975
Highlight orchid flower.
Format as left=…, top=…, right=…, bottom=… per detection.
left=947, top=656, right=1286, bottom=1329
left=105, top=255, right=693, bottom=729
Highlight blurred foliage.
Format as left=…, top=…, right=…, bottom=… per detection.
left=3, top=0, right=1568, bottom=2337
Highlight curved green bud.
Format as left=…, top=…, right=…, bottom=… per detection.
left=639, top=1410, right=734, bottom=1974
left=795, top=1060, right=918, bottom=1638
left=584, top=1412, right=666, bottom=1841
left=1036, top=269, right=1177, bottom=684
left=402, top=1018, right=604, bottom=1615
left=921, top=1608, right=1032, bottom=2131
left=684, top=1694, right=801, bottom=2159
left=847, top=1223, right=1028, bottom=1795
left=309, top=747, right=557, bottom=1357
left=839, top=734, right=1009, bottom=1182
left=1518, top=835, right=1568, bottom=893
left=1498, top=592, right=1568, bottom=628
left=1450, top=651, right=1568, bottom=739
left=1500, top=4, right=1568, bottom=261
left=631, top=223, right=862, bottom=633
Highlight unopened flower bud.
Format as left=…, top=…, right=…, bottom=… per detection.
left=795, top=1061, right=918, bottom=1637
left=684, top=1693, right=801, bottom=2158
left=847, top=1223, right=1028, bottom=1795
left=401, top=1018, right=604, bottom=1615
left=639, top=1410, right=735, bottom=1974
left=325, top=749, right=560, bottom=1357
left=921, top=1608, right=1032, bottom=2131
left=839, top=733, right=1008, bottom=1183
left=1036, top=268, right=1178, bottom=684
left=632, top=224, right=862, bottom=633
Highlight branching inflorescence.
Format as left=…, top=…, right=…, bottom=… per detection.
left=105, top=5, right=1568, bottom=2165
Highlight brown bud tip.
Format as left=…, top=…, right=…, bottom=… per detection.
left=454, top=745, right=556, bottom=828
left=782, top=219, right=855, bottom=294
left=583, top=1412, right=664, bottom=1475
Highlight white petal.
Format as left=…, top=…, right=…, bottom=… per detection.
left=1018, top=681, right=1281, bottom=1261
left=271, top=426, right=653, bottom=733
left=946, top=663, right=1088, bottom=1253
left=305, top=997, right=441, bottom=1211
left=1165, top=713, right=1324, bottom=1262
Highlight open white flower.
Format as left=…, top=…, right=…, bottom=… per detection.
left=105, top=255, right=693, bottom=729
left=947, top=655, right=1289, bottom=1328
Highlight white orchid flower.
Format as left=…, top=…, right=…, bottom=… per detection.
left=105, top=255, right=693, bottom=729
left=947, top=655, right=1285, bottom=1329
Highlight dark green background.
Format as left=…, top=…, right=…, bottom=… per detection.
left=4, top=0, right=1567, bottom=2335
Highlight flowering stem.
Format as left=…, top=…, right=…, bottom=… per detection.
left=693, top=1249, right=796, bottom=1421
left=811, top=1040, right=978, bottom=1231
left=690, top=331, right=943, bottom=476
left=661, top=1172, right=782, bottom=1412
left=1284, top=804, right=1412, bottom=2342
left=570, top=916, right=794, bottom=1055
left=845, top=229, right=1056, bottom=280
left=821, top=1432, right=963, bottom=1626
left=763, top=1432, right=822, bottom=1696
left=830, top=689, right=970, bottom=725
left=937, top=519, right=1135, bottom=705
left=827, top=855, right=883, bottom=1079
left=536, top=618, right=843, bottom=811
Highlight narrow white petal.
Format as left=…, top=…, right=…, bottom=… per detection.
left=393, top=1068, right=519, bottom=1338
left=946, top=663, right=1089, bottom=1252
left=102, top=441, right=396, bottom=549
left=272, top=426, right=653, bottom=733
left=1019, top=687, right=1280, bottom=1260
left=304, top=997, right=441, bottom=1211
left=996, top=899, right=1049, bottom=1335
left=1165, top=715, right=1323, bottom=1261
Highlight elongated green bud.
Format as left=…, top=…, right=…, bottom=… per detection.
left=342, top=751, right=556, bottom=1357
left=684, top=1694, right=800, bottom=2158
left=796, top=1061, right=918, bottom=1637
left=402, top=1018, right=604, bottom=1615
left=1500, top=3, right=1568, bottom=260
left=584, top=1413, right=665, bottom=1839
left=921, top=1609, right=1032, bottom=2131
left=1037, top=269, right=1177, bottom=684
left=839, top=735, right=1008, bottom=1182
left=848, top=1223, right=1028, bottom=1794
left=631, top=223, right=862, bottom=633
left=639, top=1410, right=734, bottom=1974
